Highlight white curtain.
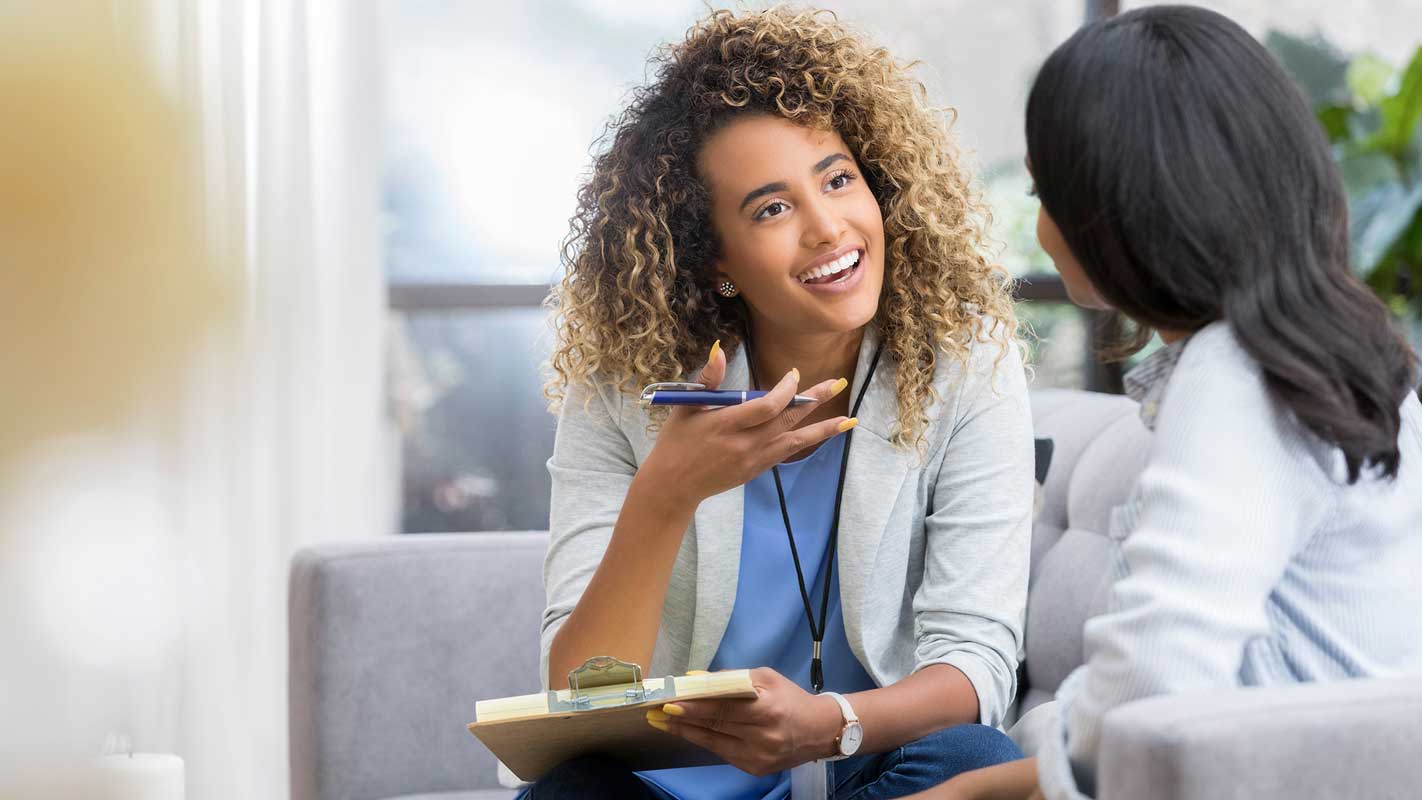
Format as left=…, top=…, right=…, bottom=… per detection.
left=157, top=2, right=394, bottom=797
left=0, top=2, right=391, bottom=797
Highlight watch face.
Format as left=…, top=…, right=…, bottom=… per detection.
left=840, top=722, right=864, bottom=756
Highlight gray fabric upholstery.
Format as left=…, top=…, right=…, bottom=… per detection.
left=1098, top=678, right=1422, bottom=800
left=1021, top=390, right=1150, bottom=715
left=289, top=389, right=1418, bottom=800
left=289, top=533, right=543, bottom=800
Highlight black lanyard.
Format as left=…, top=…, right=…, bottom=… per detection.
left=743, top=332, right=883, bottom=693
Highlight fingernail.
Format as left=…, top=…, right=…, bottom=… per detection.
left=686, top=670, right=711, bottom=676
left=709, top=339, right=721, bottom=363
left=830, top=378, right=848, bottom=397
left=646, top=709, right=670, bottom=723
left=647, top=719, right=670, bottom=732
left=790, top=367, right=800, bottom=383
left=837, top=417, right=859, bottom=433
left=662, top=703, right=686, bottom=717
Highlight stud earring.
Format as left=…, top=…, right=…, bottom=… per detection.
left=717, top=280, right=740, bottom=298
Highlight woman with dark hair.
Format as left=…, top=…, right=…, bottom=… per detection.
left=526, top=7, right=1032, bottom=799
left=911, top=5, right=1422, bottom=800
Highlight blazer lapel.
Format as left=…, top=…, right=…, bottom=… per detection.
left=836, top=327, right=913, bottom=655
left=687, top=346, right=749, bottom=668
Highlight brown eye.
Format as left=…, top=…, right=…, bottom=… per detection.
left=826, top=169, right=855, bottom=191
left=756, top=201, right=788, bottom=220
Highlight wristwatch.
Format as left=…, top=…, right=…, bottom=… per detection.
left=820, top=691, right=863, bottom=760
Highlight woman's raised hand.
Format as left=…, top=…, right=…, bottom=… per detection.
left=639, top=341, right=854, bottom=511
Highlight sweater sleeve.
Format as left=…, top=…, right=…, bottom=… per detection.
left=539, top=379, right=638, bottom=689
left=913, top=336, right=1035, bottom=727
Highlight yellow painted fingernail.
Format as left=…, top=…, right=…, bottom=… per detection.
left=686, top=670, right=711, bottom=676
left=662, top=703, right=686, bottom=717
left=648, top=719, right=670, bottom=732
left=709, top=339, right=721, bottom=363
left=646, top=709, right=670, bottom=723
left=790, top=367, right=800, bottom=383
left=837, top=417, right=858, bottom=433
left=830, top=378, right=848, bottom=397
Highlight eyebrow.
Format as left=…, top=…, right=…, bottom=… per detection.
left=737, top=152, right=852, bottom=212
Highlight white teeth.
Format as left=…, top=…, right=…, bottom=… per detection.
left=797, top=250, right=862, bottom=283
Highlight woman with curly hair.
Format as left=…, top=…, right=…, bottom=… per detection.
left=529, top=8, right=1033, bottom=799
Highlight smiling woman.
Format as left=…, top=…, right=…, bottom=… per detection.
left=531, top=8, right=1034, bottom=800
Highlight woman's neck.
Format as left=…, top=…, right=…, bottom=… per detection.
left=745, top=319, right=865, bottom=404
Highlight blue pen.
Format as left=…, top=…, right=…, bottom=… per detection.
left=639, top=381, right=815, bottom=407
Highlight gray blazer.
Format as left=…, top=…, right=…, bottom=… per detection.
left=540, top=324, right=1035, bottom=726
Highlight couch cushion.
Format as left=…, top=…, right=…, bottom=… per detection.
left=1023, top=391, right=1149, bottom=712
left=290, top=532, right=548, bottom=800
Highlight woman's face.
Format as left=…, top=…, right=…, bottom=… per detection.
left=698, top=115, right=885, bottom=337
left=1035, top=204, right=1111, bottom=310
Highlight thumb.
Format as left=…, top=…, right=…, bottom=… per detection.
left=697, top=339, right=726, bottom=390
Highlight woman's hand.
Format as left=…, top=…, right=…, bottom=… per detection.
left=638, top=341, right=853, bottom=510
left=645, top=667, right=843, bottom=776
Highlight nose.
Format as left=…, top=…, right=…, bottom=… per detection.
left=799, top=193, right=846, bottom=250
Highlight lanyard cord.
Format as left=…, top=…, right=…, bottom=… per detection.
left=743, top=332, right=883, bottom=692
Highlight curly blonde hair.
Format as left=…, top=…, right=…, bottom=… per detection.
left=545, top=6, right=1017, bottom=448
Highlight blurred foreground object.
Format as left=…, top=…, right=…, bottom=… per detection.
left=0, top=3, right=234, bottom=465
left=0, top=4, right=232, bottom=796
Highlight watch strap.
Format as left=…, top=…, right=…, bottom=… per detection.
left=820, top=691, right=860, bottom=761
left=821, top=691, right=859, bottom=724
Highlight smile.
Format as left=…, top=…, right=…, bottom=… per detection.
left=795, top=249, right=862, bottom=284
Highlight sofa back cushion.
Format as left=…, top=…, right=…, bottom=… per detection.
left=1021, top=389, right=1149, bottom=715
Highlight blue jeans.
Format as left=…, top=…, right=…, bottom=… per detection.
left=828, top=723, right=1023, bottom=799
left=517, top=723, right=1023, bottom=799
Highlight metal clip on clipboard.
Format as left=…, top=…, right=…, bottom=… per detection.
left=546, top=656, right=672, bottom=713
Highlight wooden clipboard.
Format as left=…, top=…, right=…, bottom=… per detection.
left=468, top=657, right=757, bottom=782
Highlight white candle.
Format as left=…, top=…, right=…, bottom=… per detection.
left=89, top=754, right=185, bottom=800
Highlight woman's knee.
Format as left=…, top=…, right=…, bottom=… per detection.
left=916, top=723, right=1025, bottom=772
left=516, top=756, right=653, bottom=800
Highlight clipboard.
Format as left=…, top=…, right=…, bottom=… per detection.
left=467, top=656, right=757, bottom=781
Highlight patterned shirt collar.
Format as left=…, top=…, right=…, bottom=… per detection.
left=1123, top=335, right=1191, bottom=430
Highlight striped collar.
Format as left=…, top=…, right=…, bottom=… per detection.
left=1123, top=335, right=1191, bottom=430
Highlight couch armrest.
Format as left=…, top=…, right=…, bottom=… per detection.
left=1098, top=678, right=1422, bottom=800
left=289, top=532, right=548, bottom=800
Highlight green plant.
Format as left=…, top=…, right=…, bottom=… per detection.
left=1267, top=32, right=1422, bottom=318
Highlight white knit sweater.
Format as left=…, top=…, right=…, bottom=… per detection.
left=1037, top=321, right=1422, bottom=799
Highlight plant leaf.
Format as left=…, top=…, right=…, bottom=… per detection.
left=1370, top=47, right=1422, bottom=156
left=1317, top=104, right=1352, bottom=141
left=1406, top=209, right=1422, bottom=264
left=1266, top=30, right=1350, bottom=108
left=1347, top=53, right=1395, bottom=106
left=1351, top=181, right=1422, bottom=275
left=1340, top=150, right=1400, bottom=195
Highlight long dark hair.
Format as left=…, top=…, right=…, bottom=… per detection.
left=1026, top=4, right=1418, bottom=482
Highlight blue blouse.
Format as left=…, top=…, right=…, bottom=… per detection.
left=639, top=434, right=878, bottom=799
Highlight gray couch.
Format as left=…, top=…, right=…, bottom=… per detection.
left=289, top=389, right=1422, bottom=800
